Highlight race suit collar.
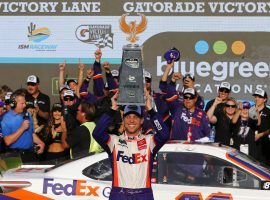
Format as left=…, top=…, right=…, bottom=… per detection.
left=124, top=130, right=143, bottom=140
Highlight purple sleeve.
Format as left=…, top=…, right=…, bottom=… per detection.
left=79, top=79, right=97, bottom=103
left=165, top=82, right=180, bottom=117
left=159, top=81, right=168, bottom=93
left=148, top=109, right=170, bottom=155
left=79, top=79, right=89, bottom=94
left=92, top=109, right=115, bottom=154
left=93, top=61, right=105, bottom=97
left=106, top=72, right=118, bottom=91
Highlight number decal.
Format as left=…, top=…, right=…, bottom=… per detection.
left=175, top=192, right=233, bottom=200
left=262, top=181, right=270, bottom=190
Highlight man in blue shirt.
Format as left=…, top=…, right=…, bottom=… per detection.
left=1, top=90, right=45, bottom=162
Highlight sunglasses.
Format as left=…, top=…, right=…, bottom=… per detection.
left=27, top=83, right=37, bottom=86
left=219, top=88, right=230, bottom=93
left=183, top=95, right=195, bottom=100
left=225, top=104, right=236, bottom=108
left=145, top=78, right=151, bottom=83
left=64, top=97, right=74, bottom=102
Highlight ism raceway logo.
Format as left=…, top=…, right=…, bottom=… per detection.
left=18, top=22, right=57, bottom=51
left=75, top=24, right=114, bottom=49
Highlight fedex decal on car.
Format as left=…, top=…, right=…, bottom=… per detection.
left=43, top=178, right=102, bottom=197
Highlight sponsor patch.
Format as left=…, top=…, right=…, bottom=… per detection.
left=137, top=138, right=147, bottom=150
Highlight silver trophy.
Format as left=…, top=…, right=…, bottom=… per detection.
left=118, top=44, right=145, bottom=105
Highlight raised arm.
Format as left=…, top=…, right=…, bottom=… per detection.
left=145, top=90, right=169, bottom=155
left=59, top=60, right=66, bottom=87
left=93, top=49, right=105, bottom=98
left=161, top=62, right=174, bottom=82
left=232, top=102, right=242, bottom=124
left=103, top=62, right=118, bottom=92
left=206, top=97, right=222, bottom=124
left=76, top=59, right=85, bottom=97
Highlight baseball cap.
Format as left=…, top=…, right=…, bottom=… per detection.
left=52, top=103, right=62, bottom=112
left=183, top=73, right=195, bottom=81
left=219, top=82, right=231, bottom=91
left=64, top=90, right=74, bottom=98
left=26, top=75, right=39, bottom=84
left=124, top=105, right=142, bottom=118
left=183, top=88, right=196, bottom=96
left=242, top=101, right=251, bottom=109
left=4, top=92, right=12, bottom=104
left=59, top=84, right=70, bottom=93
left=252, top=89, right=267, bottom=99
left=111, top=70, right=119, bottom=78
left=66, top=79, right=78, bottom=86
left=144, top=70, right=152, bottom=79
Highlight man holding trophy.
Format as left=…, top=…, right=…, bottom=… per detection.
left=92, top=13, right=181, bottom=199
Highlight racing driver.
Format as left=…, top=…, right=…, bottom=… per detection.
left=93, top=91, right=169, bottom=200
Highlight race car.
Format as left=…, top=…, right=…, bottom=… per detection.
left=1, top=142, right=270, bottom=200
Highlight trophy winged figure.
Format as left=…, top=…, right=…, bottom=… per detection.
left=120, top=13, right=147, bottom=43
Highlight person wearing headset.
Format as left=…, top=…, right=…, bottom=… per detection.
left=1, top=90, right=45, bottom=163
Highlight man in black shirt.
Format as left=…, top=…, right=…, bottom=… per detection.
left=205, top=82, right=231, bottom=114
left=25, top=75, right=50, bottom=144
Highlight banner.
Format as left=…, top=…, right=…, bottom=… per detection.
left=0, top=0, right=269, bottom=102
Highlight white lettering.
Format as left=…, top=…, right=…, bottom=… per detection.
left=254, top=62, right=269, bottom=77
left=156, top=57, right=270, bottom=80
left=239, top=62, right=253, bottom=77
left=123, top=1, right=205, bottom=13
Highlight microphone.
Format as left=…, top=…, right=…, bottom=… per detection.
left=23, top=109, right=30, bottom=120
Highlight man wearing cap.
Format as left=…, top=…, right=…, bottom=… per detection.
left=205, top=82, right=231, bottom=113
left=180, top=73, right=205, bottom=109
left=59, top=84, right=70, bottom=103
left=4, top=92, right=13, bottom=111
left=58, top=60, right=84, bottom=98
left=168, top=87, right=211, bottom=140
left=252, top=89, right=270, bottom=165
left=142, top=69, right=173, bottom=133
left=1, top=90, right=45, bottom=162
left=93, top=92, right=169, bottom=200
left=62, top=89, right=80, bottom=135
left=25, top=75, right=50, bottom=146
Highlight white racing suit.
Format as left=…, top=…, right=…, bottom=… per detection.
left=93, top=109, right=169, bottom=200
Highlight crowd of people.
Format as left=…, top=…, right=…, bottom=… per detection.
left=0, top=48, right=270, bottom=168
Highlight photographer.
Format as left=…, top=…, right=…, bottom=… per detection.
left=1, top=90, right=45, bottom=163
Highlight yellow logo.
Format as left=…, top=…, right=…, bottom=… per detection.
left=119, top=13, right=147, bottom=43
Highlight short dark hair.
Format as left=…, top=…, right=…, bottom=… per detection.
left=81, top=102, right=96, bottom=121
left=11, top=89, right=26, bottom=99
